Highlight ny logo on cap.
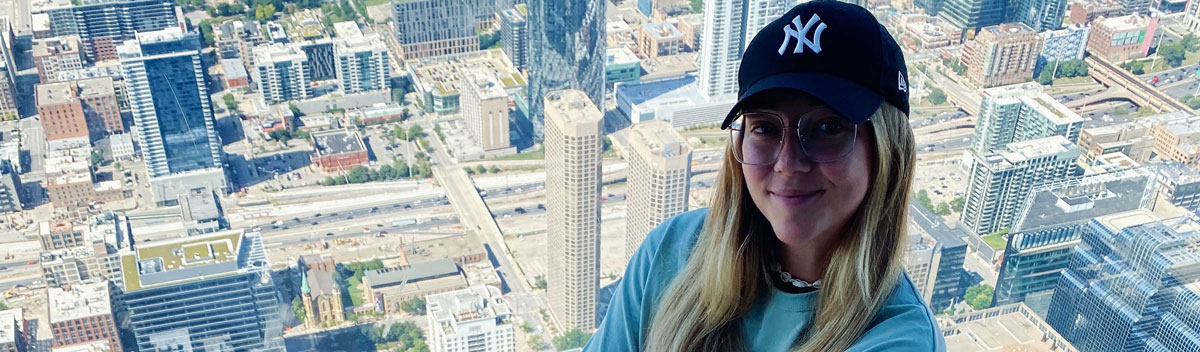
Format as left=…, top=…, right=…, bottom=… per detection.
left=778, top=13, right=827, bottom=55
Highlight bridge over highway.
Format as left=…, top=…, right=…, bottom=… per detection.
left=1085, top=55, right=1196, bottom=114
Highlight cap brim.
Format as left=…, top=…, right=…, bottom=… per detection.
left=720, top=72, right=884, bottom=129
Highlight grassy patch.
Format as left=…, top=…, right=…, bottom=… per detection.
left=364, top=0, right=389, bottom=6
left=1051, top=76, right=1095, bottom=85
left=697, top=136, right=728, bottom=146
left=982, top=233, right=1007, bottom=250
left=1136, top=51, right=1200, bottom=75
left=488, top=147, right=545, bottom=161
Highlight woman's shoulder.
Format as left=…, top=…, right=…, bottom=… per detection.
left=641, top=208, right=711, bottom=265
left=849, top=273, right=947, bottom=351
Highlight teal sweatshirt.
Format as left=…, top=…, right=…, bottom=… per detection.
left=584, top=209, right=947, bottom=351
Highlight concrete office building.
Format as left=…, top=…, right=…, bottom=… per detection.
left=605, top=47, right=641, bottom=88
left=1046, top=210, right=1200, bottom=351
left=697, top=0, right=789, bottom=100
left=48, top=283, right=121, bottom=351
left=499, top=5, right=527, bottom=72
left=334, top=34, right=389, bottom=94
left=425, top=286, right=514, bottom=352
left=962, top=23, right=1042, bottom=88
left=118, top=230, right=284, bottom=351
left=624, top=121, right=690, bottom=262
left=961, top=136, right=1080, bottom=235
left=1157, top=161, right=1200, bottom=212
left=1076, top=118, right=1156, bottom=166
left=1151, top=115, right=1200, bottom=168
left=33, top=36, right=84, bottom=83
left=638, top=21, right=683, bottom=59
left=0, top=309, right=28, bottom=352
left=971, top=82, right=1083, bottom=155
left=118, top=28, right=226, bottom=206
left=253, top=43, right=312, bottom=104
left=460, top=69, right=511, bottom=152
left=544, top=90, right=603, bottom=330
left=391, top=0, right=478, bottom=60
left=993, top=168, right=1155, bottom=315
left=0, top=161, right=20, bottom=214
left=1086, top=14, right=1157, bottom=63
left=909, top=201, right=969, bottom=311
left=526, top=0, right=605, bottom=141
left=34, top=0, right=183, bottom=62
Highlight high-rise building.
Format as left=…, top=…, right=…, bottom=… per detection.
left=1187, top=0, right=1200, bottom=34
left=526, top=0, right=605, bottom=141
left=1007, top=0, right=1068, bottom=31
left=697, top=0, right=790, bottom=100
left=993, top=168, right=1155, bottom=316
left=0, top=161, right=20, bottom=214
left=334, top=34, right=390, bottom=94
left=0, top=18, right=17, bottom=121
left=1086, top=14, right=1158, bottom=63
left=299, top=39, right=335, bottom=81
left=940, top=0, right=1007, bottom=31
left=1046, top=210, right=1200, bottom=351
left=117, top=230, right=284, bottom=351
left=1150, top=115, right=1200, bottom=168
left=962, top=23, right=1042, bottom=88
left=33, top=36, right=84, bottom=83
left=460, top=68, right=511, bottom=152
left=915, top=0, right=946, bottom=15
left=972, top=82, right=1083, bottom=155
left=624, top=121, right=691, bottom=262
left=391, top=0, right=478, bottom=60
left=253, top=43, right=312, bottom=104
left=1037, top=25, right=1090, bottom=75
left=0, top=309, right=28, bottom=352
left=500, top=5, right=528, bottom=72
left=961, top=136, right=1080, bottom=235
left=908, top=201, right=969, bottom=311
left=638, top=21, right=684, bottom=59
left=35, top=0, right=183, bottom=61
left=1157, top=161, right=1200, bottom=212
left=425, top=286, right=514, bottom=352
left=48, top=282, right=121, bottom=351
left=118, top=27, right=226, bottom=206
left=1117, top=0, right=1150, bottom=13
left=544, top=90, right=603, bottom=330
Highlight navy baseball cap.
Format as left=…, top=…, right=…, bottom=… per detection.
left=720, top=0, right=910, bottom=129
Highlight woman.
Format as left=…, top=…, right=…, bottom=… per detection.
left=585, top=1, right=945, bottom=351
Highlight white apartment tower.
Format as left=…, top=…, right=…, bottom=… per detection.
left=460, top=68, right=511, bottom=151
left=253, top=43, right=312, bottom=104
left=544, top=89, right=603, bottom=331
left=425, top=286, right=514, bottom=352
left=972, top=82, right=1083, bottom=155
left=697, top=0, right=792, bottom=99
left=625, top=121, right=692, bottom=262
left=960, top=136, right=1080, bottom=235
left=335, top=34, right=390, bottom=94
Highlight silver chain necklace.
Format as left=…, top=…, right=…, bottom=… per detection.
left=770, top=260, right=822, bottom=289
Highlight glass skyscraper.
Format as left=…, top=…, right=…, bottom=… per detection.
left=526, top=0, right=605, bottom=141
left=119, top=27, right=226, bottom=206
left=118, top=230, right=284, bottom=351
left=1045, top=210, right=1200, bottom=352
left=39, top=0, right=182, bottom=62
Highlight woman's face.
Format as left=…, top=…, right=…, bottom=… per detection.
left=740, top=90, right=875, bottom=250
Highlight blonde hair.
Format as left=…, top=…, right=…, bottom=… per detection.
left=643, top=102, right=916, bottom=351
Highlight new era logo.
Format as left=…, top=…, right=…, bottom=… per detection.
left=898, top=71, right=907, bottom=92
left=778, top=13, right=827, bottom=55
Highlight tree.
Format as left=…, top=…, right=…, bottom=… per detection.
left=1126, top=60, right=1146, bottom=75
left=401, top=297, right=427, bottom=315
left=553, top=329, right=593, bottom=351
left=407, top=124, right=424, bottom=141
left=927, top=87, right=947, bottom=105
left=292, top=296, right=306, bottom=323
left=1036, top=66, right=1054, bottom=85
left=198, top=20, right=215, bottom=47
left=1159, top=42, right=1187, bottom=67
left=689, top=0, right=701, bottom=13
left=463, top=166, right=474, bottom=175
left=91, top=149, right=103, bottom=166
left=1114, top=106, right=1130, bottom=116
left=534, top=275, right=547, bottom=290
left=602, top=136, right=612, bottom=152
left=475, top=165, right=487, bottom=174
left=255, top=3, right=275, bottom=21
left=528, top=334, right=547, bottom=350
left=488, top=166, right=500, bottom=174
left=950, top=196, right=964, bottom=213
left=964, top=284, right=994, bottom=310
left=223, top=94, right=239, bottom=112
left=1181, top=33, right=1199, bottom=52
left=935, top=202, right=951, bottom=216
left=269, top=129, right=292, bottom=143
left=915, top=189, right=933, bottom=210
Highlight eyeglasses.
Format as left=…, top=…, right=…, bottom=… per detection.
left=729, top=109, right=860, bottom=165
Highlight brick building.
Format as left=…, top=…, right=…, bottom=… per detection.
left=311, top=130, right=368, bottom=173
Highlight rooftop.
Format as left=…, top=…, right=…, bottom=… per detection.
left=253, top=43, right=307, bottom=65
left=642, top=21, right=683, bottom=41
left=32, top=36, right=80, bottom=57
left=312, top=129, right=366, bottom=156
left=628, top=120, right=690, bottom=161
left=1158, top=161, right=1200, bottom=185
left=36, top=81, right=77, bottom=106
left=334, top=34, right=387, bottom=53
left=1015, top=167, right=1155, bottom=232
left=178, top=187, right=221, bottom=222
left=545, top=90, right=604, bottom=126
left=364, top=258, right=459, bottom=289
left=616, top=74, right=707, bottom=110
left=120, top=229, right=246, bottom=292
left=1094, top=208, right=1160, bottom=234
left=52, top=340, right=113, bottom=352
left=76, top=77, right=115, bottom=97
left=408, top=48, right=525, bottom=97
left=461, top=68, right=508, bottom=100
left=909, top=200, right=968, bottom=249
left=500, top=6, right=525, bottom=23
left=980, top=22, right=1035, bottom=36
left=305, top=269, right=338, bottom=296
left=0, top=309, right=20, bottom=345
left=427, top=285, right=511, bottom=335
left=607, top=47, right=640, bottom=66
left=49, top=282, right=112, bottom=323
left=222, top=59, right=248, bottom=79
left=1097, top=14, right=1156, bottom=32
left=333, top=21, right=362, bottom=38
left=942, top=303, right=1076, bottom=351
left=980, top=136, right=1079, bottom=168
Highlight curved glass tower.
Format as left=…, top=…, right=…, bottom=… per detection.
left=526, top=0, right=605, bottom=141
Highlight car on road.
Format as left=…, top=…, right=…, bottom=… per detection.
left=325, top=233, right=334, bottom=236
left=311, top=221, right=318, bottom=225
left=537, top=203, right=545, bottom=210
left=515, top=207, right=526, bottom=214
left=314, top=213, right=322, bottom=217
